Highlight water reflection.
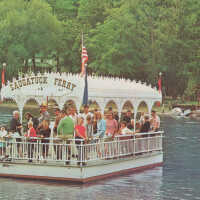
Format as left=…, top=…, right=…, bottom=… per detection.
left=0, top=167, right=163, bottom=200
left=1, top=106, right=200, bottom=199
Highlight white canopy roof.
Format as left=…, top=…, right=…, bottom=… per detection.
left=0, top=72, right=162, bottom=122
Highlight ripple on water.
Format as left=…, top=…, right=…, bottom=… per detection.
left=0, top=115, right=199, bottom=199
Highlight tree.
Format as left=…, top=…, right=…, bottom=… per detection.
left=0, top=0, right=62, bottom=77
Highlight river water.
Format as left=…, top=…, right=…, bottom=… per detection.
left=0, top=107, right=200, bottom=200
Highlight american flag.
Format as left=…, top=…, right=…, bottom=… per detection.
left=1, top=68, right=5, bottom=87
left=81, top=45, right=88, bottom=75
left=158, top=77, right=162, bottom=93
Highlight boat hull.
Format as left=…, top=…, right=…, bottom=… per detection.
left=0, top=153, right=163, bottom=183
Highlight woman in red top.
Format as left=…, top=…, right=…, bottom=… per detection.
left=75, top=117, right=87, bottom=139
left=24, top=121, right=37, bottom=162
left=75, top=117, right=87, bottom=165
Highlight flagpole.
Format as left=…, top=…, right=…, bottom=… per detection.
left=81, top=32, right=84, bottom=75
left=81, top=32, right=88, bottom=106
left=82, top=32, right=83, bottom=50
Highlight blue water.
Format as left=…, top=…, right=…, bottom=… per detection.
left=0, top=107, right=200, bottom=200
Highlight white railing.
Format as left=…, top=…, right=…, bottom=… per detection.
left=0, top=131, right=163, bottom=166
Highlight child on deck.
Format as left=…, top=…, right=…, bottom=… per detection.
left=0, top=127, right=7, bottom=158
left=24, top=121, right=37, bottom=162
left=118, top=121, right=132, bottom=135
left=86, top=115, right=94, bottom=139
left=75, top=117, right=87, bottom=165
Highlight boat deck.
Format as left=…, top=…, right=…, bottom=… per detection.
left=0, top=132, right=163, bottom=183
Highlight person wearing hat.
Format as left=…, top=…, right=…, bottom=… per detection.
left=38, top=101, right=50, bottom=126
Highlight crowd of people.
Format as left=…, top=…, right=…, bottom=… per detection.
left=0, top=102, right=160, bottom=164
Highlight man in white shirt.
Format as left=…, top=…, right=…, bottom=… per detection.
left=150, top=110, right=160, bottom=131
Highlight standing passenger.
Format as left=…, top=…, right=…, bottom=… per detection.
left=25, top=112, right=39, bottom=131
left=96, top=112, right=106, bottom=138
left=105, top=113, right=118, bottom=138
left=38, top=120, right=51, bottom=162
left=69, top=106, right=78, bottom=126
left=53, top=108, right=61, bottom=136
left=53, top=108, right=62, bottom=160
left=122, top=110, right=134, bottom=130
left=75, top=117, right=87, bottom=165
left=79, top=105, right=93, bottom=126
left=24, top=121, right=37, bottom=163
left=86, top=115, right=93, bottom=138
left=57, top=109, right=74, bottom=165
left=0, top=127, right=7, bottom=158
left=9, top=110, right=22, bottom=156
left=38, top=102, right=50, bottom=126
left=150, top=110, right=160, bottom=132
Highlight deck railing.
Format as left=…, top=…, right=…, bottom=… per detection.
left=0, top=131, right=163, bottom=166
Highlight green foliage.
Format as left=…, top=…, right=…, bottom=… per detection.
left=0, top=0, right=199, bottom=100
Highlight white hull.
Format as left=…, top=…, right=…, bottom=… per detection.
left=0, top=153, right=163, bottom=183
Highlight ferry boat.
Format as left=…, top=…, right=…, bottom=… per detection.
left=0, top=72, right=163, bottom=183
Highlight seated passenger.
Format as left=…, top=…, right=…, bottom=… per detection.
left=118, top=121, right=132, bottom=135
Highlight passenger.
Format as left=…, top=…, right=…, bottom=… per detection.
left=69, top=106, right=78, bottom=126
left=38, top=120, right=51, bottom=161
left=118, top=121, right=132, bottom=155
left=24, top=121, right=37, bottom=163
left=96, top=112, right=106, bottom=138
left=79, top=105, right=93, bottom=126
left=92, top=109, right=98, bottom=135
left=105, top=112, right=118, bottom=138
left=122, top=110, right=134, bottom=130
left=86, top=115, right=93, bottom=138
left=9, top=110, right=22, bottom=156
left=53, top=108, right=62, bottom=160
left=25, top=112, right=39, bottom=131
left=38, top=101, right=50, bottom=126
left=53, top=108, right=61, bottom=136
left=0, top=127, right=7, bottom=158
left=140, top=115, right=151, bottom=133
left=113, top=112, right=119, bottom=122
left=118, top=121, right=132, bottom=135
left=75, top=117, right=87, bottom=165
left=57, top=108, right=74, bottom=164
left=68, top=106, right=78, bottom=159
left=139, top=112, right=145, bottom=126
left=53, top=109, right=66, bottom=160
left=150, top=110, right=160, bottom=132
